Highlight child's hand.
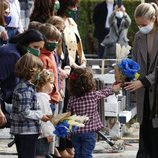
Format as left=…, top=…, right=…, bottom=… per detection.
left=47, top=136, right=54, bottom=143
left=46, top=114, right=54, bottom=119
left=60, top=68, right=69, bottom=80
left=41, top=115, right=50, bottom=122
left=1, top=31, right=8, bottom=41
left=112, top=83, right=121, bottom=93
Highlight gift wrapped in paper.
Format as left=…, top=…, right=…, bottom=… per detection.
left=114, top=64, right=126, bottom=83
left=114, top=44, right=140, bottom=83
left=115, top=58, right=140, bottom=83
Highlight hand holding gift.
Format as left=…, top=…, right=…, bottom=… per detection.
left=114, top=44, right=140, bottom=84
left=118, top=59, right=140, bottom=81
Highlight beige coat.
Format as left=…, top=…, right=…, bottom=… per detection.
left=132, top=29, right=158, bottom=125
left=63, top=18, right=86, bottom=67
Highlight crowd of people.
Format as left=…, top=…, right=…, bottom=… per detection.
left=0, top=0, right=158, bottom=158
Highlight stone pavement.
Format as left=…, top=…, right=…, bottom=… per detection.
left=0, top=128, right=138, bottom=158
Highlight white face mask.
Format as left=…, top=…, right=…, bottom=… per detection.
left=106, top=0, right=114, bottom=4
left=139, top=23, right=154, bottom=34
left=9, top=0, right=14, bottom=3
left=116, top=11, right=123, bottom=19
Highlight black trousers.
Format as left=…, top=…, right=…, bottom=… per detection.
left=15, top=134, right=39, bottom=158
left=58, top=79, right=72, bottom=151
left=137, top=91, right=158, bottom=158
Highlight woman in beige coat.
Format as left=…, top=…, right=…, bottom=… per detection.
left=125, top=3, right=158, bottom=158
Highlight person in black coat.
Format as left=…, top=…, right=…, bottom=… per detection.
left=93, top=0, right=115, bottom=58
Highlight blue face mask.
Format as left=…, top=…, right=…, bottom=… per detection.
left=4, top=16, right=12, bottom=25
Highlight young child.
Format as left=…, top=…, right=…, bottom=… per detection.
left=47, top=16, right=71, bottom=111
left=39, top=23, right=61, bottom=110
left=35, top=69, right=56, bottom=158
left=47, top=15, right=71, bottom=81
left=28, top=21, right=42, bottom=30
left=67, top=67, right=121, bottom=158
left=38, top=23, right=62, bottom=158
left=10, top=53, right=50, bottom=158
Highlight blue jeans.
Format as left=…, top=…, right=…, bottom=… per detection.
left=72, top=132, right=96, bottom=158
left=6, top=27, right=18, bottom=39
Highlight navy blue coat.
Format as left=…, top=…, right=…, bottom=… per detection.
left=0, top=44, right=20, bottom=103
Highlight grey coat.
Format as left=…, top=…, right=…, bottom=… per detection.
left=101, top=12, right=131, bottom=58
left=132, top=30, right=158, bottom=125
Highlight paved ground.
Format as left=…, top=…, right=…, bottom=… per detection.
left=0, top=128, right=138, bottom=158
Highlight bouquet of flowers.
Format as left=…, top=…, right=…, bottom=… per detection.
left=116, top=58, right=140, bottom=83
left=114, top=44, right=140, bottom=83
left=50, top=113, right=89, bottom=138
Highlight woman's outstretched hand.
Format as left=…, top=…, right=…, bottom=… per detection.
left=124, top=80, right=143, bottom=92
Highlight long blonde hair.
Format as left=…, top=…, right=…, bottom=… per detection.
left=0, top=0, right=9, bottom=26
left=47, top=16, right=65, bottom=32
left=134, top=2, right=158, bottom=25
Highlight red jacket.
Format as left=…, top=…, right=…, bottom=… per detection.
left=40, top=48, right=60, bottom=103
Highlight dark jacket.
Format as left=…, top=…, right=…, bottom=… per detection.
left=93, top=1, right=115, bottom=40
left=132, top=29, right=158, bottom=125
left=0, top=44, right=20, bottom=103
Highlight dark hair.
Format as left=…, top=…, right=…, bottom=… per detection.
left=68, top=67, right=96, bottom=97
left=57, top=0, right=80, bottom=17
left=10, top=29, right=45, bottom=56
left=30, top=0, right=55, bottom=23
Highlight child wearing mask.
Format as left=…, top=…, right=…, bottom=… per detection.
left=39, top=23, right=62, bottom=157
left=67, top=67, right=121, bottom=158
left=36, top=69, right=56, bottom=158
left=10, top=53, right=50, bottom=158
left=39, top=23, right=61, bottom=108
left=47, top=15, right=71, bottom=111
